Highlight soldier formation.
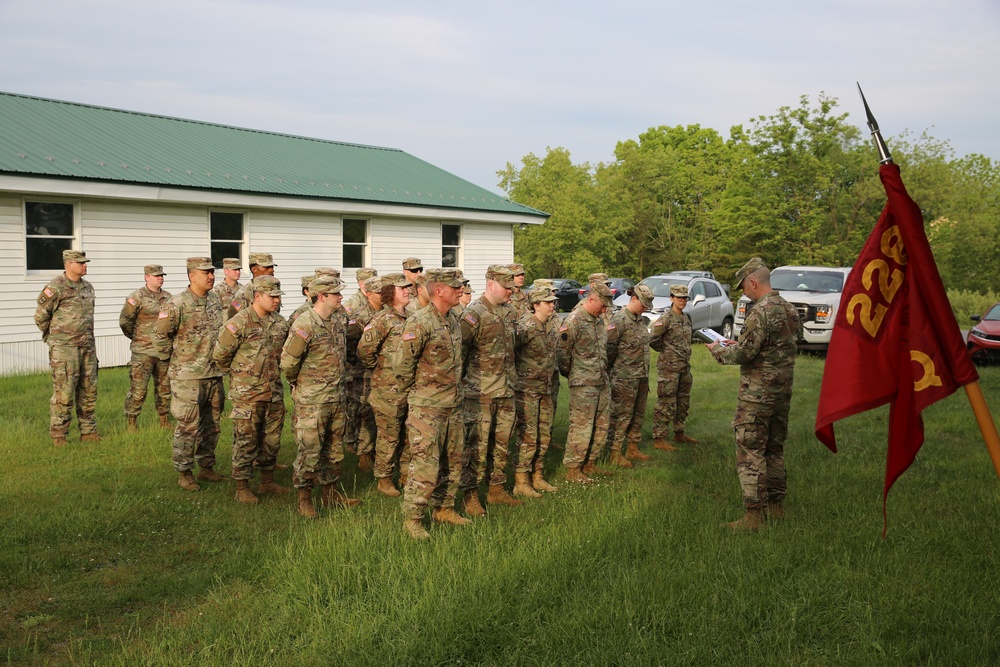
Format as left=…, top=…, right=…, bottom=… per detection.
left=34, top=250, right=797, bottom=537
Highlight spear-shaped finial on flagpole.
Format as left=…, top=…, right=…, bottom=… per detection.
left=857, top=83, right=893, bottom=164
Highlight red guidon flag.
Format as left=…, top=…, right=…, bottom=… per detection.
left=815, top=163, right=978, bottom=529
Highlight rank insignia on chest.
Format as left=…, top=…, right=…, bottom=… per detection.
left=403, top=332, right=416, bottom=341
left=127, top=297, right=138, bottom=306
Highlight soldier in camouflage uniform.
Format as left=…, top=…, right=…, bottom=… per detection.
left=213, top=276, right=290, bottom=504
left=393, top=268, right=468, bottom=540
left=226, top=252, right=276, bottom=320
left=557, top=281, right=614, bottom=482
left=119, top=264, right=172, bottom=432
left=514, top=287, right=561, bottom=495
left=212, top=257, right=242, bottom=305
left=402, top=257, right=424, bottom=317
left=531, top=278, right=563, bottom=440
left=708, top=257, right=800, bottom=531
left=156, top=257, right=227, bottom=490
left=280, top=276, right=361, bottom=519
left=358, top=273, right=413, bottom=497
left=286, top=275, right=315, bottom=328
left=606, top=284, right=655, bottom=467
left=507, top=263, right=530, bottom=319
left=343, top=267, right=378, bottom=315
left=459, top=282, right=473, bottom=309
left=34, top=249, right=100, bottom=446
left=649, top=284, right=699, bottom=451
left=459, top=265, right=522, bottom=511
left=344, top=274, right=382, bottom=470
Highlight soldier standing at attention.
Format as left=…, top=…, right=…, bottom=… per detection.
left=401, top=257, right=423, bottom=316
left=393, top=269, right=468, bottom=540
left=459, top=265, right=522, bottom=512
left=531, top=279, right=562, bottom=441
left=513, top=287, right=561, bottom=495
left=708, top=258, right=800, bottom=532
left=212, top=258, right=242, bottom=304
left=213, top=276, right=290, bottom=504
left=649, top=284, right=699, bottom=451
left=507, top=263, right=530, bottom=318
left=280, top=276, right=361, bottom=519
left=34, top=249, right=100, bottom=446
left=227, top=252, right=276, bottom=320
left=344, top=268, right=378, bottom=315
left=287, top=276, right=315, bottom=328
left=156, top=257, right=226, bottom=491
left=119, top=264, right=172, bottom=432
left=458, top=282, right=473, bottom=310
left=606, top=284, right=655, bottom=467
left=557, top=281, right=614, bottom=483
left=345, top=274, right=383, bottom=471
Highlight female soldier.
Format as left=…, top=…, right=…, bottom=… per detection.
left=606, top=284, right=655, bottom=466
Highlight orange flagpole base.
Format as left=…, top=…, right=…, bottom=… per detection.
left=964, top=381, right=1000, bottom=480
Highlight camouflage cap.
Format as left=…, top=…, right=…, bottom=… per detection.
left=356, top=268, right=378, bottom=282
left=531, top=279, right=555, bottom=291
left=253, top=275, right=285, bottom=297
left=588, top=272, right=609, bottom=284
left=249, top=252, right=275, bottom=267
left=314, top=267, right=341, bottom=278
left=382, top=272, right=412, bottom=288
left=530, top=288, right=558, bottom=304
left=507, top=263, right=525, bottom=276
left=363, top=275, right=383, bottom=293
left=670, top=284, right=690, bottom=298
left=300, top=275, right=314, bottom=289
left=425, top=268, right=464, bottom=288
left=144, top=264, right=166, bottom=276
left=63, top=249, right=90, bottom=263
left=222, top=258, right=241, bottom=270
left=734, top=257, right=768, bottom=289
left=633, top=283, right=654, bottom=309
left=486, top=264, right=515, bottom=289
left=309, top=276, right=343, bottom=295
left=186, top=257, right=215, bottom=271
left=589, top=280, right=614, bottom=306
left=463, top=284, right=474, bottom=295
left=402, top=257, right=423, bottom=271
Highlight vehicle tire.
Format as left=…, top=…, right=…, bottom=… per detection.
left=719, top=317, right=734, bottom=340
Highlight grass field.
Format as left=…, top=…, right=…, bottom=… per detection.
left=2, top=348, right=999, bottom=665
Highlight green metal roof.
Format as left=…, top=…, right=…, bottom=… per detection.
left=0, top=91, right=547, bottom=218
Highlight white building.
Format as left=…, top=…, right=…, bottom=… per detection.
left=0, top=92, right=547, bottom=375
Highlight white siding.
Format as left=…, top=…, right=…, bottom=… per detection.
left=461, top=222, right=514, bottom=293
left=369, top=218, right=442, bottom=276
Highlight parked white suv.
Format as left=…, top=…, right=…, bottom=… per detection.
left=613, top=273, right=735, bottom=338
left=734, top=266, right=851, bottom=351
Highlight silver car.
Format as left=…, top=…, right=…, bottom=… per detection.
left=612, top=273, right=735, bottom=338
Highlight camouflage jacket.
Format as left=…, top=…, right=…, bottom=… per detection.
left=650, top=309, right=692, bottom=373
left=287, top=299, right=312, bottom=329
left=713, top=291, right=800, bottom=404
left=515, top=313, right=556, bottom=395
left=607, top=307, right=650, bottom=379
left=280, top=307, right=347, bottom=405
left=212, top=280, right=240, bottom=306
left=156, top=288, right=224, bottom=380
left=358, top=307, right=409, bottom=412
left=213, top=306, right=288, bottom=402
left=460, top=296, right=517, bottom=399
left=509, top=290, right=530, bottom=319
left=393, top=304, right=463, bottom=409
left=556, top=307, right=608, bottom=387
left=345, top=297, right=380, bottom=379
left=34, top=274, right=96, bottom=347
left=226, top=281, right=254, bottom=321
left=343, top=290, right=367, bottom=317
left=119, top=286, right=173, bottom=358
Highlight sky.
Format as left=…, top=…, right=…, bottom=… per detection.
left=1, top=0, right=998, bottom=195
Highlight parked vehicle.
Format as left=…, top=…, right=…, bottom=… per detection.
left=545, top=278, right=585, bottom=312
left=579, top=277, right=636, bottom=302
left=734, top=266, right=851, bottom=351
left=612, top=273, right=735, bottom=337
left=968, top=303, right=1000, bottom=365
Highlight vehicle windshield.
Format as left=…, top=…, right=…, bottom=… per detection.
left=770, top=269, right=845, bottom=293
left=984, top=304, right=1000, bottom=321
left=639, top=276, right=688, bottom=298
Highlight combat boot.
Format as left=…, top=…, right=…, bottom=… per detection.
left=321, top=484, right=362, bottom=509
left=487, top=484, right=524, bottom=507
left=610, top=451, right=633, bottom=469
left=405, top=519, right=431, bottom=540
left=159, top=414, right=171, bottom=429
left=724, top=508, right=765, bottom=532
left=513, top=472, right=542, bottom=499
left=674, top=431, right=699, bottom=444
left=126, top=416, right=138, bottom=433
left=178, top=471, right=201, bottom=492
left=532, top=470, right=558, bottom=493
left=297, top=488, right=318, bottom=519
left=463, top=489, right=486, bottom=517
left=197, top=467, right=225, bottom=482
left=377, top=477, right=401, bottom=497
left=81, top=433, right=101, bottom=443
left=653, top=438, right=678, bottom=452
left=625, top=442, right=651, bottom=461
left=564, top=466, right=593, bottom=484
left=767, top=502, right=785, bottom=519
left=52, top=436, right=67, bottom=447
left=357, top=453, right=374, bottom=474
left=234, top=479, right=258, bottom=505
left=433, top=507, right=471, bottom=526
left=258, top=470, right=290, bottom=495
left=583, top=462, right=613, bottom=477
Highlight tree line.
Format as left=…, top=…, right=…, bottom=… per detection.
left=498, top=94, right=1000, bottom=299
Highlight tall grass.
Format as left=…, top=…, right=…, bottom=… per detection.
left=2, top=350, right=999, bottom=665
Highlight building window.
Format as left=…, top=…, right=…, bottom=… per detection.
left=210, top=211, right=244, bottom=268
left=442, top=223, right=461, bottom=268
left=343, top=218, right=367, bottom=269
left=25, top=201, right=76, bottom=272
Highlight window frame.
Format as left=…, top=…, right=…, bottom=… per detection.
left=209, top=210, right=247, bottom=269
left=342, top=217, right=369, bottom=269
left=24, top=198, right=80, bottom=277
left=441, top=222, right=462, bottom=269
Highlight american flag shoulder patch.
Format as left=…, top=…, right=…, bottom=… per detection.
left=559, top=324, right=568, bottom=332
left=348, top=319, right=357, bottom=326
left=402, top=331, right=417, bottom=341
left=231, top=300, right=242, bottom=310
left=607, top=323, right=616, bottom=330
left=293, top=328, right=309, bottom=340
left=158, top=310, right=169, bottom=319
left=226, top=322, right=238, bottom=335
left=127, top=297, right=138, bottom=306
left=463, top=313, right=478, bottom=326
left=43, top=288, right=54, bottom=298
left=363, top=322, right=374, bottom=332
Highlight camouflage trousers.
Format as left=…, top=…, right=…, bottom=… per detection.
left=344, top=373, right=376, bottom=456
left=514, top=391, right=553, bottom=474
left=653, top=368, right=692, bottom=439
left=563, top=384, right=611, bottom=469
left=372, top=402, right=411, bottom=480
left=607, top=376, right=649, bottom=454
left=460, top=395, right=515, bottom=490
left=733, top=399, right=790, bottom=510
left=230, top=398, right=285, bottom=480
left=124, top=353, right=170, bottom=418
left=170, top=377, right=224, bottom=472
left=48, top=344, right=99, bottom=439
left=292, top=401, right=346, bottom=489
left=402, top=404, right=463, bottom=521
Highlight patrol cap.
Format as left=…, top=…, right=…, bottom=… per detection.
left=588, top=272, right=609, bottom=284
left=402, top=257, right=423, bottom=271
left=222, top=258, right=241, bottom=270
left=356, top=268, right=378, bottom=282
left=253, top=275, right=284, bottom=297
left=309, top=276, right=343, bottom=295
left=531, top=279, right=555, bottom=291
left=530, top=288, right=558, bottom=304
left=382, top=272, right=412, bottom=288
left=670, top=284, right=690, bottom=298
left=735, top=257, right=768, bottom=289
left=425, top=268, right=464, bottom=288
left=632, top=283, right=654, bottom=309
left=300, top=275, right=314, bottom=289
left=589, top=280, right=614, bottom=306
left=363, top=275, right=383, bottom=293
left=63, top=250, right=90, bottom=263
left=486, top=264, right=515, bottom=289
left=507, top=263, right=525, bottom=276
left=144, top=264, right=166, bottom=276
left=249, top=252, right=275, bottom=267
left=186, top=257, right=215, bottom=271
left=463, top=284, right=474, bottom=295
left=314, top=267, right=341, bottom=278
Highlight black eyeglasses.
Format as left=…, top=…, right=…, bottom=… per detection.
left=410, top=267, right=424, bottom=273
